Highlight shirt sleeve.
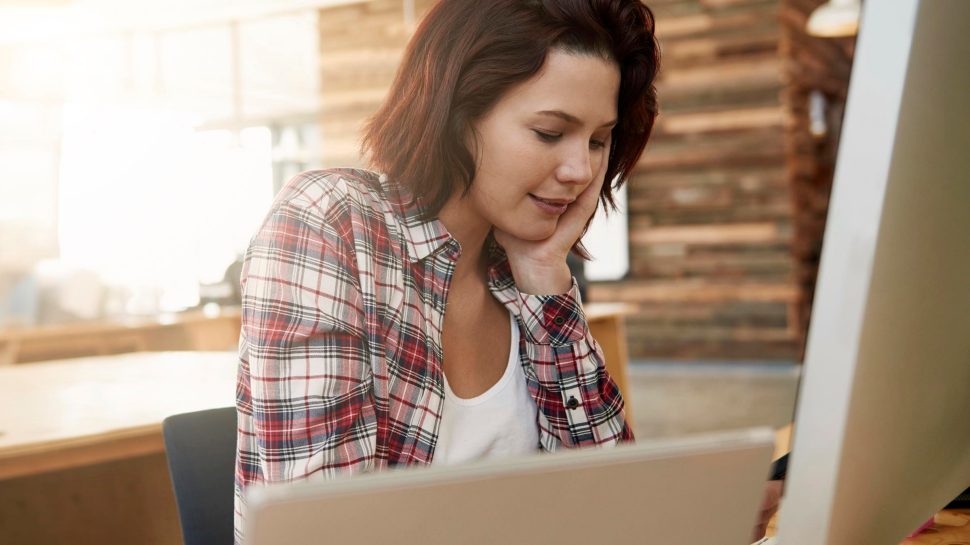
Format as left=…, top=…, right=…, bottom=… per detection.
left=234, top=195, right=374, bottom=542
left=514, top=278, right=635, bottom=448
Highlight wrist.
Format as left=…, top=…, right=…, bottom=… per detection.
left=509, top=260, right=572, bottom=295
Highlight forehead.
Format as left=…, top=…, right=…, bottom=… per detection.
left=497, top=48, right=621, bottom=125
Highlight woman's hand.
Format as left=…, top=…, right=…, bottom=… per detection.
left=493, top=156, right=609, bottom=295
left=752, top=479, right=783, bottom=541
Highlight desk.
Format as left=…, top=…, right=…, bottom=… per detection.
left=0, top=351, right=237, bottom=545
left=0, top=307, right=242, bottom=365
left=0, top=351, right=237, bottom=480
left=903, top=510, right=970, bottom=543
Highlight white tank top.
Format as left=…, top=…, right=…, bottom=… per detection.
left=432, top=313, right=540, bottom=466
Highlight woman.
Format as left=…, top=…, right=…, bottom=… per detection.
left=235, top=0, right=777, bottom=542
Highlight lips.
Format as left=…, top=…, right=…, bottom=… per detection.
left=529, top=194, right=573, bottom=215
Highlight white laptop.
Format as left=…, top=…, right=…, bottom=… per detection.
left=245, top=427, right=775, bottom=545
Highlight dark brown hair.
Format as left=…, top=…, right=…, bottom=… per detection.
left=363, top=0, right=660, bottom=220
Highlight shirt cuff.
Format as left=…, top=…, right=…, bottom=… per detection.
left=516, top=278, right=589, bottom=346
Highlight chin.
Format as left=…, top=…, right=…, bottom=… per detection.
left=500, top=221, right=557, bottom=242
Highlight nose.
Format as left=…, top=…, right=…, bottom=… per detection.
left=555, top=143, right=594, bottom=186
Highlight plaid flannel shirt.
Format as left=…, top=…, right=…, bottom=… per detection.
left=234, top=168, right=633, bottom=542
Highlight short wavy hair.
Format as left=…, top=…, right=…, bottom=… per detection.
left=363, top=0, right=660, bottom=220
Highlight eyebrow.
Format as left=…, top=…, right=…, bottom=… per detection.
left=536, top=110, right=617, bottom=129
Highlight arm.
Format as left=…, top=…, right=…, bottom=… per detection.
left=234, top=191, right=372, bottom=541
left=515, top=278, right=634, bottom=447
left=493, top=136, right=631, bottom=448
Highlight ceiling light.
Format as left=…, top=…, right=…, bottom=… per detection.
left=807, top=0, right=860, bottom=38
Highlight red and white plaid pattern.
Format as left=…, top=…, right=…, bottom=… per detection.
left=234, top=168, right=633, bottom=542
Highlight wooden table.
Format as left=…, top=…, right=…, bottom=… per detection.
left=0, top=307, right=242, bottom=365
left=902, top=510, right=970, bottom=543
left=0, top=351, right=237, bottom=545
left=0, top=351, right=238, bottom=480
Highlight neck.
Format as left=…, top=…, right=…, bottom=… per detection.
left=437, top=193, right=491, bottom=283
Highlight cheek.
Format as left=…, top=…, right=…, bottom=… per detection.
left=480, top=118, right=550, bottom=170
left=469, top=174, right=524, bottom=217
left=477, top=151, right=546, bottom=201
left=472, top=123, right=558, bottom=215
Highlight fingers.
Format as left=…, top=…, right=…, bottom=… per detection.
left=751, top=510, right=774, bottom=541
left=760, top=494, right=780, bottom=512
left=582, top=158, right=609, bottom=207
left=752, top=480, right=783, bottom=541
left=562, top=163, right=608, bottom=227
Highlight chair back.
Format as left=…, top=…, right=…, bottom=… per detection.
left=163, top=406, right=237, bottom=545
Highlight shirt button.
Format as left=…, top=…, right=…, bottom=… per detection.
left=566, top=396, right=580, bottom=410
left=553, top=315, right=566, bottom=326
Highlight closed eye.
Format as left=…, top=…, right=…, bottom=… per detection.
left=532, top=129, right=562, bottom=143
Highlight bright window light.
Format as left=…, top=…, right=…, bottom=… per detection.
left=58, top=102, right=273, bottom=314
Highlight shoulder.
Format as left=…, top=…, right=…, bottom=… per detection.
left=271, top=168, right=390, bottom=225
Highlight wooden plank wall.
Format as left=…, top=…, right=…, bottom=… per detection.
left=590, top=0, right=802, bottom=360
left=778, top=0, right=855, bottom=358
left=591, top=0, right=854, bottom=361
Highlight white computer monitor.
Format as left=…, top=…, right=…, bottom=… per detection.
left=245, top=428, right=775, bottom=545
left=777, top=1, right=970, bottom=544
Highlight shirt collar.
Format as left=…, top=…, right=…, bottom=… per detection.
left=378, top=173, right=454, bottom=263
left=377, top=173, right=514, bottom=287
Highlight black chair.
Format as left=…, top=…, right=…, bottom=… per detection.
left=163, top=406, right=238, bottom=545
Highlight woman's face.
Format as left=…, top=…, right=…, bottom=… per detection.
left=465, top=48, right=620, bottom=242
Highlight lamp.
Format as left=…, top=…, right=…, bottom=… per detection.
left=806, top=0, right=860, bottom=38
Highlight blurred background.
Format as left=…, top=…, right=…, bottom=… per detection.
left=0, top=0, right=858, bottom=543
